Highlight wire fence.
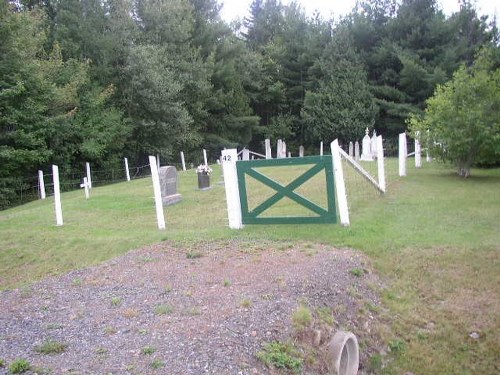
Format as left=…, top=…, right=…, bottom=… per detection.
left=1, top=162, right=153, bottom=210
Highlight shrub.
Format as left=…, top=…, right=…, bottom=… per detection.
left=292, top=305, right=313, bottom=330
left=34, top=339, right=67, bottom=355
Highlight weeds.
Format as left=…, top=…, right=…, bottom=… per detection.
left=257, top=341, right=302, bottom=374
left=150, top=360, right=165, bottom=369
left=8, top=359, right=31, bottom=373
left=154, top=304, right=173, bottom=315
left=292, top=305, right=312, bottom=330
left=240, top=298, right=252, bottom=308
left=142, top=346, right=156, bottom=355
left=34, top=339, right=67, bottom=355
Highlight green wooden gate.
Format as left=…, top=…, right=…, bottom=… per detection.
left=236, top=156, right=337, bottom=224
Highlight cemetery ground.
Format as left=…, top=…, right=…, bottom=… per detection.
left=0, top=161, right=499, bottom=374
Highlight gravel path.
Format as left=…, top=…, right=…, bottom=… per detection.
left=0, top=240, right=383, bottom=374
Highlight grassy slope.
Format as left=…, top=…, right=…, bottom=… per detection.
left=0, top=160, right=498, bottom=374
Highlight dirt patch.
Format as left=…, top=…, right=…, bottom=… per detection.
left=0, top=240, right=384, bottom=374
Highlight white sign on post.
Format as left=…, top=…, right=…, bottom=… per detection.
left=149, top=156, right=166, bottom=230
left=221, top=149, right=243, bottom=229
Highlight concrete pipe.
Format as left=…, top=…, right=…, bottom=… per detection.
left=328, top=331, right=359, bottom=375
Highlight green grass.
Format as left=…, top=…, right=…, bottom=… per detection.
left=34, top=339, right=68, bottom=355
left=1, top=161, right=499, bottom=374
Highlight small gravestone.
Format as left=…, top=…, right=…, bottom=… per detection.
left=349, top=142, right=354, bottom=158
left=159, top=166, right=182, bottom=206
left=299, top=145, right=304, bottom=157
left=355, top=141, right=360, bottom=161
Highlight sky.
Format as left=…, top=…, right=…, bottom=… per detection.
left=220, top=0, right=499, bottom=23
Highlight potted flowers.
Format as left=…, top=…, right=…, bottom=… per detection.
left=196, top=164, right=213, bottom=190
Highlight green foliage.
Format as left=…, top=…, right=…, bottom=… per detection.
left=34, top=339, right=68, bottom=355
left=141, top=346, right=156, bottom=355
left=409, top=48, right=500, bottom=176
left=8, top=359, right=31, bottom=374
left=154, top=304, right=173, bottom=315
left=257, top=341, right=303, bottom=374
left=150, top=360, right=165, bottom=369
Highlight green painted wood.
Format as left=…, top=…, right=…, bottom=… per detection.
left=236, top=156, right=337, bottom=225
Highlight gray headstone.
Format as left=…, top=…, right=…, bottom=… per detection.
left=355, top=141, right=360, bottom=161
left=159, top=166, right=182, bottom=206
left=349, top=142, right=353, bottom=158
left=299, top=145, right=304, bottom=157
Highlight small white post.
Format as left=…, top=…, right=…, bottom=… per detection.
left=85, top=162, right=92, bottom=189
left=124, top=158, right=131, bottom=181
left=38, top=170, right=46, bottom=200
left=265, top=139, right=272, bottom=159
left=180, top=151, right=186, bottom=171
left=415, top=133, right=422, bottom=168
left=149, top=156, right=166, bottom=230
left=399, top=133, right=407, bottom=177
left=203, top=149, right=208, bottom=166
left=377, top=135, right=386, bottom=193
left=80, top=177, right=90, bottom=199
left=331, top=140, right=349, bottom=226
left=52, top=165, right=63, bottom=226
left=320, top=141, right=324, bottom=156
left=222, top=149, right=243, bottom=229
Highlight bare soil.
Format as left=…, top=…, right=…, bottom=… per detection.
left=0, top=240, right=384, bottom=374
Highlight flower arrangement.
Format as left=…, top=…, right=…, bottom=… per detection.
left=196, top=164, right=213, bottom=175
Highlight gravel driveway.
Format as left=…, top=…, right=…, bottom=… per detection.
left=0, top=240, right=383, bottom=374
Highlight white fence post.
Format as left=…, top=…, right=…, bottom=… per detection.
left=222, top=149, right=243, bottom=229
left=86, top=162, right=92, bottom=189
left=331, top=140, right=350, bottom=226
left=180, top=151, right=186, bottom=171
left=377, top=135, right=386, bottom=193
left=149, top=156, right=166, bottom=230
left=399, top=133, right=407, bottom=177
left=38, top=170, right=46, bottom=200
left=415, top=133, right=422, bottom=168
left=52, top=165, right=63, bottom=226
left=124, top=158, right=131, bottom=181
left=203, top=149, right=208, bottom=166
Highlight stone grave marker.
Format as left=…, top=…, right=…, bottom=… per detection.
left=159, top=166, right=182, bottom=206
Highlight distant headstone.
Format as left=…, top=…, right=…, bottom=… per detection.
left=371, top=130, right=378, bottom=159
left=277, top=139, right=283, bottom=159
left=360, top=128, right=373, bottom=161
left=242, top=148, right=250, bottom=161
left=299, top=145, right=304, bottom=157
left=159, top=166, right=182, bottom=206
left=349, top=142, right=353, bottom=158
left=265, top=138, right=272, bottom=159
left=355, top=141, right=360, bottom=161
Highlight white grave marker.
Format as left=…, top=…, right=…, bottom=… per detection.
left=265, top=139, right=272, bottom=159
left=80, top=177, right=90, bottom=199
left=360, top=128, right=373, bottom=161
left=399, top=132, right=407, bottom=176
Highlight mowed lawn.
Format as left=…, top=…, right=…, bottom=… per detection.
left=0, top=159, right=499, bottom=374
